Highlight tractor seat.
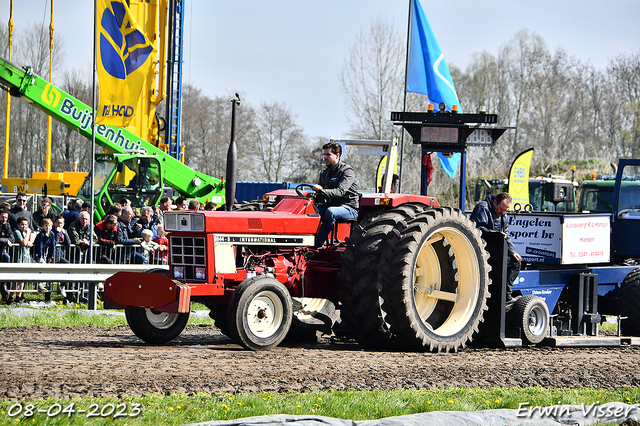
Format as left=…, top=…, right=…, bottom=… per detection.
left=329, top=218, right=357, bottom=245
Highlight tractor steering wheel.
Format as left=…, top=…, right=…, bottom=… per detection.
left=295, top=184, right=331, bottom=204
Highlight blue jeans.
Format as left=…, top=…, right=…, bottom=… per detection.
left=314, top=205, right=358, bottom=248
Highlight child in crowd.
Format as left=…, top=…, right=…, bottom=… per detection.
left=34, top=218, right=56, bottom=264
left=153, top=225, right=169, bottom=264
left=152, top=225, right=169, bottom=263
left=140, top=229, right=167, bottom=264
left=12, top=216, right=34, bottom=303
left=53, top=216, right=72, bottom=301
left=52, top=216, right=71, bottom=263
left=34, top=218, right=56, bottom=296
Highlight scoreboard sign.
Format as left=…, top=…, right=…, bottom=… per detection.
left=391, top=111, right=508, bottom=150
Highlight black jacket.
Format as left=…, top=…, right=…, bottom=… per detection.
left=0, top=222, right=15, bottom=253
left=470, top=194, right=516, bottom=256
left=117, top=217, right=139, bottom=245
left=319, top=160, right=359, bottom=210
left=33, top=209, right=56, bottom=229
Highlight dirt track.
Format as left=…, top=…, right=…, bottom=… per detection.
left=1, top=325, right=640, bottom=400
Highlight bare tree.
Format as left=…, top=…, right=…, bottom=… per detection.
left=609, top=51, right=640, bottom=158
left=181, top=85, right=255, bottom=180
left=244, top=101, right=306, bottom=182
left=339, top=18, right=406, bottom=192
left=54, top=68, right=93, bottom=172
left=340, top=17, right=405, bottom=141
left=498, top=30, right=548, bottom=156
left=1, top=21, right=64, bottom=178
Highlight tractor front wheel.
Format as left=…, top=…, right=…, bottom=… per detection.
left=227, top=276, right=293, bottom=350
left=124, top=268, right=190, bottom=344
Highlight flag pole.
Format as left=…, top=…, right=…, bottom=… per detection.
left=399, top=0, right=412, bottom=194
left=90, top=0, right=97, bottom=265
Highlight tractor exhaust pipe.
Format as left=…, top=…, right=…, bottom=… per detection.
left=225, top=94, right=241, bottom=211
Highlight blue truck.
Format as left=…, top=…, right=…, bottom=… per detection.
left=497, top=159, right=640, bottom=345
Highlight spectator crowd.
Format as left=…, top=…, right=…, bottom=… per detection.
left=0, top=193, right=206, bottom=305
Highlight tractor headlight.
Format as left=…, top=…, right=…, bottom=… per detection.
left=195, top=267, right=206, bottom=280
left=173, top=266, right=184, bottom=279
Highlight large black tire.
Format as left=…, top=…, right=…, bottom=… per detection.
left=380, top=207, right=491, bottom=352
left=227, top=275, right=293, bottom=350
left=124, top=268, right=190, bottom=344
left=204, top=303, right=232, bottom=338
left=338, top=204, right=430, bottom=349
left=510, top=295, right=549, bottom=345
left=618, top=268, right=640, bottom=336
left=125, top=308, right=190, bottom=344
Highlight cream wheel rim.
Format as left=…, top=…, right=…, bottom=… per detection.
left=246, top=290, right=284, bottom=338
left=413, top=226, right=480, bottom=337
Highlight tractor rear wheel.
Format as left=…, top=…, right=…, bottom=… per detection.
left=227, top=276, right=293, bottom=350
left=338, top=204, right=430, bottom=349
left=125, top=308, right=190, bottom=344
left=510, top=295, right=549, bottom=345
left=618, top=267, right=640, bottom=336
left=380, top=207, right=491, bottom=352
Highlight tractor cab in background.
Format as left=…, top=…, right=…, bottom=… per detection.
left=77, top=153, right=166, bottom=216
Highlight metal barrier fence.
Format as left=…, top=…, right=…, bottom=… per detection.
left=6, top=243, right=168, bottom=265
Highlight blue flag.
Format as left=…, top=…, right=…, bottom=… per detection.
left=407, top=0, right=461, bottom=179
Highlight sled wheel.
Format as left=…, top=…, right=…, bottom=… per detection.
left=338, top=204, right=430, bottom=348
left=124, top=268, right=189, bottom=344
left=125, top=308, right=189, bottom=344
left=227, top=276, right=293, bottom=350
left=512, top=295, right=549, bottom=345
left=618, top=268, right=640, bottom=336
left=381, top=207, right=491, bottom=352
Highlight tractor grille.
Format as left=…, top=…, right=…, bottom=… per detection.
left=170, top=236, right=206, bottom=280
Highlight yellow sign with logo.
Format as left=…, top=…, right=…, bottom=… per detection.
left=96, top=0, right=156, bottom=127
left=508, top=148, right=534, bottom=208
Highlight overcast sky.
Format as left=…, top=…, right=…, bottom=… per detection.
left=2, top=0, right=640, bottom=139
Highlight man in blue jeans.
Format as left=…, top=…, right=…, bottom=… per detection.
left=312, top=142, right=359, bottom=248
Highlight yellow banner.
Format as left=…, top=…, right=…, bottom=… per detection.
left=96, top=0, right=155, bottom=127
left=376, top=155, right=399, bottom=192
left=508, top=148, right=534, bottom=208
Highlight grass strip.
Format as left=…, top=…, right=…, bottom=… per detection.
left=0, top=388, right=637, bottom=425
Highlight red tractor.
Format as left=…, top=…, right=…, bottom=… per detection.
left=105, top=111, right=505, bottom=351
left=104, top=185, right=491, bottom=351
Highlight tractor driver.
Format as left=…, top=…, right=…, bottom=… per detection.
left=311, top=142, right=359, bottom=248
left=470, top=192, right=522, bottom=304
